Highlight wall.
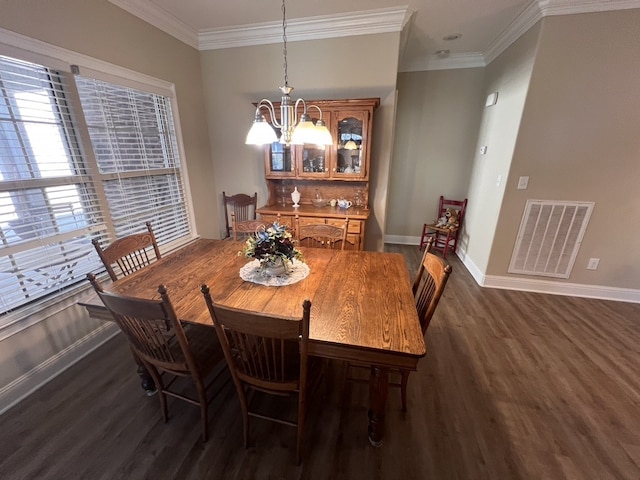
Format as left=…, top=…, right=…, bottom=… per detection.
left=489, top=10, right=640, bottom=290
left=387, top=68, right=485, bottom=240
left=0, top=0, right=213, bottom=412
left=463, top=23, right=541, bottom=274
left=200, top=33, right=401, bottom=248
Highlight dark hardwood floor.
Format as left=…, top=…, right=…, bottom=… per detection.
left=1, top=245, right=639, bottom=479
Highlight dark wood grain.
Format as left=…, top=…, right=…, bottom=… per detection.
left=102, top=239, right=425, bottom=362
left=3, top=245, right=640, bottom=479
left=87, top=239, right=424, bottom=444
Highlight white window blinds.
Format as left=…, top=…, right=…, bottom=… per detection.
left=0, top=55, right=193, bottom=318
left=0, top=55, right=103, bottom=314
left=75, top=76, right=191, bottom=246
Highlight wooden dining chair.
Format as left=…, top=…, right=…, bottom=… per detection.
left=201, top=285, right=313, bottom=465
left=87, top=273, right=226, bottom=442
left=296, top=219, right=349, bottom=250
left=231, top=212, right=269, bottom=241
left=346, top=237, right=452, bottom=412
left=419, top=196, right=468, bottom=259
left=223, top=191, right=257, bottom=238
left=92, top=221, right=161, bottom=281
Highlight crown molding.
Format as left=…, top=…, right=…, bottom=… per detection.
left=401, top=53, right=486, bottom=73
left=199, top=7, right=411, bottom=50
left=108, top=0, right=199, bottom=48
left=484, top=0, right=640, bottom=65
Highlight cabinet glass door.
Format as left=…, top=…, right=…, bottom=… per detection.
left=296, top=111, right=331, bottom=178
left=264, top=142, right=295, bottom=178
left=334, top=111, right=368, bottom=179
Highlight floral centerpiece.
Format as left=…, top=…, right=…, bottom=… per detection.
left=239, top=222, right=303, bottom=274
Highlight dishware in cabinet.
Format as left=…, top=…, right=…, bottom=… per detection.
left=333, top=110, right=370, bottom=180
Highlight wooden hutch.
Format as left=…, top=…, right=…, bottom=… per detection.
left=256, top=98, right=379, bottom=251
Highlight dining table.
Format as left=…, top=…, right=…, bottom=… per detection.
left=81, top=238, right=426, bottom=446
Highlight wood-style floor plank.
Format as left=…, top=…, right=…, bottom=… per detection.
left=1, top=245, right=638, bottom=479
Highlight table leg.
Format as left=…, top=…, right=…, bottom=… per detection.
left=367, top=365, right=389, bottom=447
left=130, top=347, right=157, bottom=396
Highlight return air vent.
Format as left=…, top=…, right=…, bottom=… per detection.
left=508, top=200, right=594, bottom=278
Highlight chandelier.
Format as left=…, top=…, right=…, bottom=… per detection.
left=245, top=0, right=332, bottom=146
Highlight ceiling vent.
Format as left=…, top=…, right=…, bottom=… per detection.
left=508, top=200, right=594, bottom=278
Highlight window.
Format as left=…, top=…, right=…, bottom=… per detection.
left=0, top=54, right=193, bottom=318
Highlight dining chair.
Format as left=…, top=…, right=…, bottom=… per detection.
left=296, top=219, right=349, bottom=250
left=87, top=273, right=226, bottom=442
left=231, top=212, right=269, bottom=241
left=201, top=284, right=313, bottom=465
left=346, top=237, right=452, bottom=412
left=223, top=191, right=257, bottom=238
left=419, top=196, right=468, bottom=259
left=92, top=221, right=162, bottom=282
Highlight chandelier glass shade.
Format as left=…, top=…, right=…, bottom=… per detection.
left=246, top=0, right=332, bottom=146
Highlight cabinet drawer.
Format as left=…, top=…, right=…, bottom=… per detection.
left=327, top=218, right=361, bottom=234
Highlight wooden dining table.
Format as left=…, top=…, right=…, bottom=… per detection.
left=82, top=238, right=425, bottom=446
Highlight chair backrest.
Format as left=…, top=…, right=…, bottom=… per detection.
left=231, top=212, right=269, bottom=241
left=201, top=284, right=311, bottom=392
left=296, top=219, right=348, bottom=250
left=437, top=196, right=468, bottom=228
left=412, top=237, right=452, bottom=335
left=87, top=273, right=195, bottom=375
left=223, top=192, right=257, bottom=238
left=92, top=221, right=161, bottom=281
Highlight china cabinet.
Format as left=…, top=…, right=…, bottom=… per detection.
left=256, top=98, right=379, bottom=251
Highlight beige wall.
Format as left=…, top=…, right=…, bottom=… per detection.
left=388, top=68, right=485, bottom=238
left=464, top=23, right=541, bottom=272
left=489, top=10, right=640, bottom=288
left=200, top=33, right=401, bottom=247
left=0, top=0, right=213, bottom=410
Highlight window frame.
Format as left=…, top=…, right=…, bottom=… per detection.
left=0, top=30, right=198, bottom=333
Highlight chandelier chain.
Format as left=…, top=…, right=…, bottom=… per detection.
left=282, top=0, right=288, bottom=87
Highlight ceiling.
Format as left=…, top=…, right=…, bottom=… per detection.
left=109, top=0, right=639, bottom=71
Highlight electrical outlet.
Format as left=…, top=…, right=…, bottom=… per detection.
left=517, top=176, right=529, bottom=189
left=496, top=174, right=502, bottom=186
left=587, top=258, right=600, bottom=270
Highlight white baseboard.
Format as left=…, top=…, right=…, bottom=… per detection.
left=385, top=237, right=640, bottom=304
left=384, top=234, right=421, bottom=245
left=482, top=274, right=640, bottom=303
left=0, top=323, right=120, bottom=416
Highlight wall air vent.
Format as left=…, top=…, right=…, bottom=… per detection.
left=508, top=200, right=594, bottom=278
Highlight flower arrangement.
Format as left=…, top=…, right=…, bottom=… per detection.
left=239, top=222, right=303, bottom=271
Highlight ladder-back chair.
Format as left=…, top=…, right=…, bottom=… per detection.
left=223, top=192, right=257, bottom=238
left=419, top=196, right=468, bottom=259
left=92, top=221, right=161, bottom=281
left=202, top=285, right=313, bottom=465
left=87, top=273, right=225, bottom=442
left=296, top=219, right=348, bottom=250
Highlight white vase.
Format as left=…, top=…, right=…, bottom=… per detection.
left=291, top=186, right=301, bottom=207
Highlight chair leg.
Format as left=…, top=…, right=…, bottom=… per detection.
left=419, top=224, right=428, bottom=250
left=400, top=369, right=410, bottom=413
left=194, top=375, right=209, bottom=442
left=145, top=364, right=167, bottom=422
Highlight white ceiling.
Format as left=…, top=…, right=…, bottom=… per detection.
left=109, top=0, right=640, bottom=71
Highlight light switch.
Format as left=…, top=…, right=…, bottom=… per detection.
left=480, top=146, right=488, bottom=155
left=517, top=176, right=529, bottom=189
left=496, top=174, right=502, bottom=186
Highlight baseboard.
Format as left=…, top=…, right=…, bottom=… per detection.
left=0, top=323, right=120, bottom=416
left=482, top=274, right=640, bottom=303
left=384, top=234, right=421, bottom=245
left=386, top=238, right=640, bottom=304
